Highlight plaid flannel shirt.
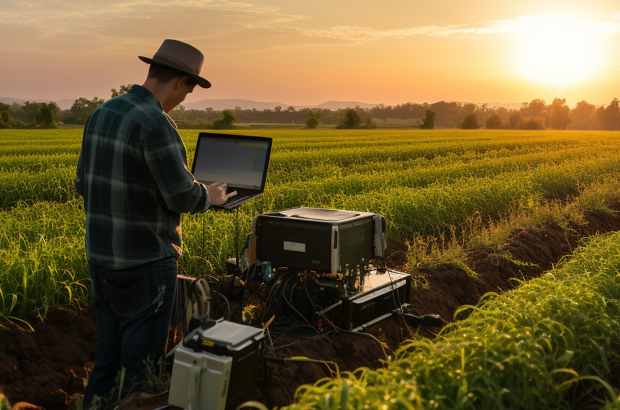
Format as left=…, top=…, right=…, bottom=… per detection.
left=75, top=85, right=210, bottom=269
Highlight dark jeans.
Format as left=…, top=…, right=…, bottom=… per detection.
left=83, top=257, right=177, bottom=408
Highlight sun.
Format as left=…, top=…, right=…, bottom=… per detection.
left=515, top=15, right=605, bottom=85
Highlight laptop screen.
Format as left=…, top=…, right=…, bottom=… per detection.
left=191, top=133, right=272, bottom=190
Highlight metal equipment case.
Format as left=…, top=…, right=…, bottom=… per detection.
left=341, top=269, right=411, bottom=331
left=283, top=268, right=411, bottom=331
left=169, top=320, right=264, bottom=410
left=255, top=207, right=386, bottom=273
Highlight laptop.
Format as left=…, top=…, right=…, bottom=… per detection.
left=191, top=133, right=272, bottom=210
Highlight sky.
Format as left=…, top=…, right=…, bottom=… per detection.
left=1, top=0, right=620, bottom=107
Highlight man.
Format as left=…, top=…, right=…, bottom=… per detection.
left=75, top=39, right=236, bottom=407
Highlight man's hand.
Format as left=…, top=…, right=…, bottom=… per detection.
left=206, top=182, right=237, bottom=206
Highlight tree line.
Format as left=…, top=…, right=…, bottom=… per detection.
left=166, top=97, right=620, bottom=131
left=167, top=97, right=619, bottom=130
left=453, top=98, right=620, bottom=131
left=0, top=101, right=59, bottom=129
left=2, top=85, right=619, bottom=131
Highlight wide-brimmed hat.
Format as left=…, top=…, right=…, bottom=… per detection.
left=139, top=39, right=211, bottom=88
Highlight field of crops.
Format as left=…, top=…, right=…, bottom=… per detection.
left=290, top=231, right=620, bottom=409
left=2, top=128, right=620, bottom=409
left=2, top=129, right=620, bottom=324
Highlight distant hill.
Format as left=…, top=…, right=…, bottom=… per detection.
left=2, top=96, right=382, bottom=112
left=311, top=100, right=380, bottom=110
left=0, top=97, right=75, bottom=110
left=184, top=99, right=382, bottom=111
left=183, top=99, right=291, bottom=111
left=2, top=96, right=524, bottom=112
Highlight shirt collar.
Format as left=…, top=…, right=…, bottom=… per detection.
left=129, top=85, right=163, bottom=111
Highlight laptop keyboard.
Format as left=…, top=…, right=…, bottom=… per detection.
left=222, top=188, right=260, bottom=208
left=225, top=196, right=249, bottom=207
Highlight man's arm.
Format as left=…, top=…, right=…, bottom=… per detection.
left=144, top=125, right=210, bottom=214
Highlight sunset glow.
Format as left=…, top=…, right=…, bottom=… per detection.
left=1, top=1, right=619, bottom=106
left=515, top=15, right=606, bottom=85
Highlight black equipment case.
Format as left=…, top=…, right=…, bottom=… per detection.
left=341, top=269, right=411, bottom=330
left=254, top=207, right=386, bottom=273
left=281, top=268, right=411, bottom=331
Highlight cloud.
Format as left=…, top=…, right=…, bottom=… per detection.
left=1, top=3, right=619, bottom=57
left=0, top=0, right=307, bottom=55
left=300, top=24, right=479, bottom=42
left=299, top=14, right=620, bottom=44
left=0, top=0, right=300, bottom=27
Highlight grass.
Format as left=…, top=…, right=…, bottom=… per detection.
left=287, top=231, right=620, bottom=409
left=1, top=129, right=620, bottom=322
left=0, top=201, right=89, bottom=320
left=3, top=128, right=620, bottom=409
left=405, top=178, right=620, bottom=271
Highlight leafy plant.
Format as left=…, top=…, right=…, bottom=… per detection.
left=288, top=232, right=620, bottom=409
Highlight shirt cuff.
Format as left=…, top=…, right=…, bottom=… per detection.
left=201, top=183, right=211, bottom=212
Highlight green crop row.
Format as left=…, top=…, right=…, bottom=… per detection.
left=1, top=165, right=618, bottom=321
left=0, top=166, right=78, bottom=208
left=176, top=129, right=619, bottom=151
left=0, top=144, right=82, bottom=157
left=0, top=142, right=601, bottom=183
left=2, top=129, right=619, bottom=184
left=264, top=143, right=618, bottom=186
left=0, top=153, right=78, bottom=172
left=2, top=128, right=619, bottom=166
left=288, top=231, right=620, bottom=409
left=328, top=158, right=620, bottom=237
left=3, top=142, right=619, bottom=210
left=0, top=200, right=248, bottom=319
left=268, top=148, right=620, bottom=206
left=263, top=133, right=615, bottom=154
left=0, top=138, right=82, bottom=146
left=1, top=129, right=620, bottom=321
left=0, top=131, right=82, bottom=145
left=0, top=201, right=89, bottom=320
left=262, top=155, right=620, bottom=237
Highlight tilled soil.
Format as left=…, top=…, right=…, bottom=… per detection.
left=2, top=203, right=620, bottom=410
left=0, top=306, right=96, bottom=410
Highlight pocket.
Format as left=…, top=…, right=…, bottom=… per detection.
left=103, top=275, right=149, bottom=317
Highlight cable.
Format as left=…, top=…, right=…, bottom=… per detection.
left=257, top=270, right=334, bottom=340
left=188, top=277, right=212, bottom=316
left=202, top=213, right=205, bottom=258
left=269, top=323, right=327, bottom=339
left=386, top=268, right=415, bottom=339
left=171, top=276, right=215, bottom=337
left=315, top=311, right=392, bottom=360
left=261, top=270, right=288, bottom=321
left=235, top=206, right=240, bottom=270
left=303, top=277, right=322, bottom=314
left=210, top=289, right=231, bottom=321
left=282, top=291, right=318, bottom=332
left=174, top=276, right=230, bottom=335
left=242, top=262, right=260, bottom=283
left=270, top=331, right=333, bottom=350
left=378, top=231, right=415, bottom=338
left=262, top=269, right=298, bottom=323
left=269, top=272, right=318, bottom=332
